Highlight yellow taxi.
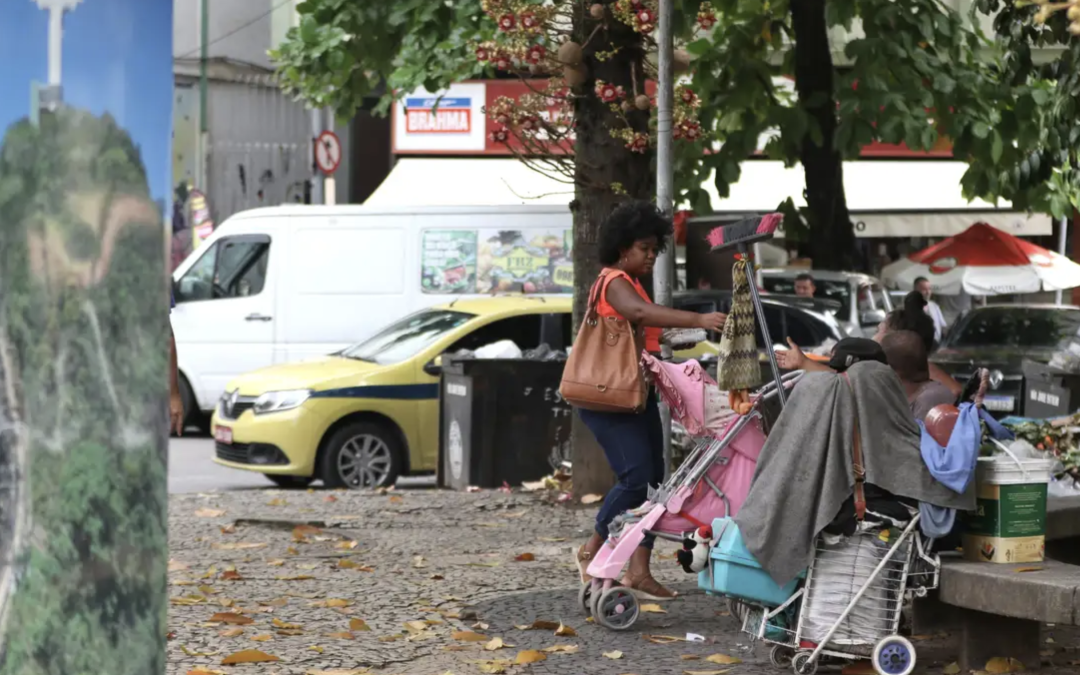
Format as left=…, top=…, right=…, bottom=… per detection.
left=211, top=297, right=575, bottom=489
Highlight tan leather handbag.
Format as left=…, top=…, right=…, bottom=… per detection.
left=559, top=272, right=647, bottom=413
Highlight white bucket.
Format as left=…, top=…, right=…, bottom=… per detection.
left=975, top=456, right=1055, bottom=486
left=963, top=452, right=1055, bottom=564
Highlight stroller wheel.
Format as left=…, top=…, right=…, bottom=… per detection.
left=791, top=651, right=818, bottom=675
left=872, top=636, right=916, bottom=675
left=593, top=586, right=639, bottom=631
left=769, top=645, right=794, bottom=669
left=577, top=581, right=595, bottom=616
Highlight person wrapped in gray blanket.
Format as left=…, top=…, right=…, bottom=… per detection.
left=733, top=360, right=974, bottom=586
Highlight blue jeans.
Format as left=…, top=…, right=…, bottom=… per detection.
left=578, top=393, right=663, bottom=549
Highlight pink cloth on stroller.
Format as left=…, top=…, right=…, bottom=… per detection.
left=641, top=355, right=714, bottom=436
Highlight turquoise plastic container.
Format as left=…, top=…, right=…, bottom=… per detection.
left=697, top=517, right=802, bottom=607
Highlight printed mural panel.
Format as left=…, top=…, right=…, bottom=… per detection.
left=0, top=1, right=171, bottom=673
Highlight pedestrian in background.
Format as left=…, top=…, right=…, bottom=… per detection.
left=574, top=202, right=726, bottom=601
left=794, top=272, right=816, bottom=298
left=914, top=276, right=949, bottom=343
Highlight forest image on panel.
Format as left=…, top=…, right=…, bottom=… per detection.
left=0, top=107, right=168, bottom=675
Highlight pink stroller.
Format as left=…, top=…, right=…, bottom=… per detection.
left=580, top=354, right=802, bottom=631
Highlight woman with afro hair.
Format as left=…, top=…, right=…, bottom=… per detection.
left=574, top=201, right=727, bottom=600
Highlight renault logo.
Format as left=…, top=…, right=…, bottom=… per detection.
left=989, top=370, right=1004, bottom=390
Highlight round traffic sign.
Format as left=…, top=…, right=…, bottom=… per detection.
left=315, top=130, right=342, bottom=175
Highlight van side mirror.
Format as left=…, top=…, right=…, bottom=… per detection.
left=860, top=309, right=887, bottom=326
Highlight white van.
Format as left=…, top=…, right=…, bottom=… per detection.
left=170, top=204, right=573, bottom=423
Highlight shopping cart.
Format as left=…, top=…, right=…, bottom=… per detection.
left=737, top=515, right=940, bottom=675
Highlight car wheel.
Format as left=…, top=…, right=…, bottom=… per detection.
left=179, top=377, right=210, bottom=436
left=266, top=475, right=315, bottom=489
left=319, top=422, right=402, bottom=489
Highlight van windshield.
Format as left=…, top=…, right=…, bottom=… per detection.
left=340, top=310, right=476, bottom=365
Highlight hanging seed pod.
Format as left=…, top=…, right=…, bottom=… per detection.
left=673, top=48, right=691, bottom=74
left=558, top=41, right=584, bottom=66
left=635, top=94, right=651, bottom=110
left=563, top=64, right=588, bottom=87
left=621, top=100, right=634, bottom=113
left=590, top=3, right=605, bottom=19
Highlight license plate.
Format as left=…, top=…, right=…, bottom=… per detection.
left=982, top=395, right=1014, bottom=412
left=214, top=425, right=233, bottom=444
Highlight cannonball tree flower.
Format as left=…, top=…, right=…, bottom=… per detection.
left=526, top=45, right=547, bottom=65
left=498, top=13, right=516, bottom=31
left=476, top=46, right=491, bottom=62
left=520, top=11, right=539, bottom=29
left=681, top=88, right=698, bottom=105
left=494, top=52, right=513, bottom=70
left=489, top=127, right=510, bottom=143
left=627, top=132, right=649, bottom=153
left=698, top=2, right=717, bottom=30
left=595, top=80, right=625, bottom=103
left=681, top=121, right=702, bottom=141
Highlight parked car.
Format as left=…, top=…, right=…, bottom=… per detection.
left=673, top=290, right=845, bottom=360
left=760, top=269, right=893, bottom=338
left=171, top=203, right=573, bottom=428
left=931, top=304, right=1080, bottom=416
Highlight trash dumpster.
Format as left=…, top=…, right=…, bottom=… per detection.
left=439, top=357, right=572, bottom=490
left=1022, top=360, right=1080, bottom=418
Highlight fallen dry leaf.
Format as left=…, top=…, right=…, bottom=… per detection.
left=212, top=542, right=267, bottom=551
left=431, top=574, right=445, bottom=580
left=389, top=495, right=404, bottom=504
left=350, top=618, right=371, bottom=632
left=705, top=654, right=742, bottom=665
left=685, top=671, right=731, bottom=675
left=943, top=663, right=961, bottom=675
left=328, top=632, right=355, bottom=640
left=251, top=634, right=273, bottom=642
left=985, top=657, right=1025, bottom=674
left=323, top=598, right=352, bottom=608
left=267, top=559, right=286, bottom=567
left=307, top=645, right=325, bottom=654
left=286, top=546, right=299, bottom=555
left=1014, top=567, right=1044, bottom=573
left=267, top=498, right=287, bottom=506
left=220, top=523, right=236, bottom=535
left=604, top=651, right=624, bottom=659
left=169, top=559, right=190, bottom=572
left=640, top=603, right=667, bottom=614
left=272, top=618, right=303, bottom=630
left=221, top=649, right=281, bottom=665
left=537, top=537, right=567, bottom=543
left=643, top=635, right=688, bottom=644
left=544, top=645, right=580, bottom=654
left=514, top=553, right=536, bottom=562
left=580, top=493, right=604, bottom=505
left=180, top=646, right=221, bottom=657
left=195, top=508, right=225, bottom=518
left=452, top=631, right=489, bottom=642
left=554, top=623, right=577, bottom=637
left=198, top=585, right=218, bottom=596
left=404, top=621, right=429, bottom=633
left=485, top=637, right=512, bottom=651
left=515, top=650, right=548, bottom=665
left=219, top=628, right=245, bottom=638
left=337, top=540, right=359, bottom=550
left=516, top=620, right=561, bottom=631
left=682, top=655, right=702, bottom=660
left=475, top=660, right=511, bottom=674
left=210, top=612, right=254, bottom=626
left=413, top=555, right=427, bottom=568
left=220, top=570, right=243, bottom=581
left=186, top=670, right=227, bottom=675
left=337, top=559, right=361, bottom=569
left=293, top=524, right=322, bottom=539
left=277, top=575, right=315, bottom=581
left=467, top=562, right=501, bottom=568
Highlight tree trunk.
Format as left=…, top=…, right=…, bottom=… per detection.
left=569, top=13, right=654, bottom=498
left=790, top=0, right=856, bottom=271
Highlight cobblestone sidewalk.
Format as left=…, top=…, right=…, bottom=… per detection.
left=168, top=489, right=1080, bottom=675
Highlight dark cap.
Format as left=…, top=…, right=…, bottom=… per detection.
left=827, top=337, right=888, bottom=373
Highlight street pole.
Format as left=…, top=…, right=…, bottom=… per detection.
left=654, top=0, right=675, bottom=479
left=310, top=108, right=324, bottom=205
left=198, top=0, right=209, bottom=191
left=1056, top=216, right=1068, bottom=305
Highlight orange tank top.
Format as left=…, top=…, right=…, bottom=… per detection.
left=595, top=268, right=662, bottom=353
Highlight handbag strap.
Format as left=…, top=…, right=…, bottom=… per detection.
left=840, top=373, right=867, bottom=521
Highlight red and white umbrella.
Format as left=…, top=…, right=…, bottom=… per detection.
left=882, top=222, right=1080, bottom=295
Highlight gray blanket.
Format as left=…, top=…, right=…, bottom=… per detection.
left=734, top=361, right=973, bottom=585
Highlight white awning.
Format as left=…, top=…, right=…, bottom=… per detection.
left=366, top=158, right=575, bottom=206
left=705, top=160, right=1052, bottom=237
left=368, top=158, right=1052, bottom=237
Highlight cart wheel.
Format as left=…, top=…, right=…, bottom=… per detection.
left=577, top=582, right=594, bottom=616
left=769, top=645, right=794, bottom=669
left=792, top=651, right=818, bottom=675
left=593, top=586, right=639, bottom=631
left=872, top=636, right=916, bottom=675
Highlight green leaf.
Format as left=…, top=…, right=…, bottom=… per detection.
left=991, top=130, right=1004, bottom=163
left=972, top=121, right=990, bottom=139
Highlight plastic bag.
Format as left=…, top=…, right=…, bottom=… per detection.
left=474, top=339, right=523, bottom=359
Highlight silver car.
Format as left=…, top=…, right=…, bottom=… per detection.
left=760, top=269, right=894, bottom=338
